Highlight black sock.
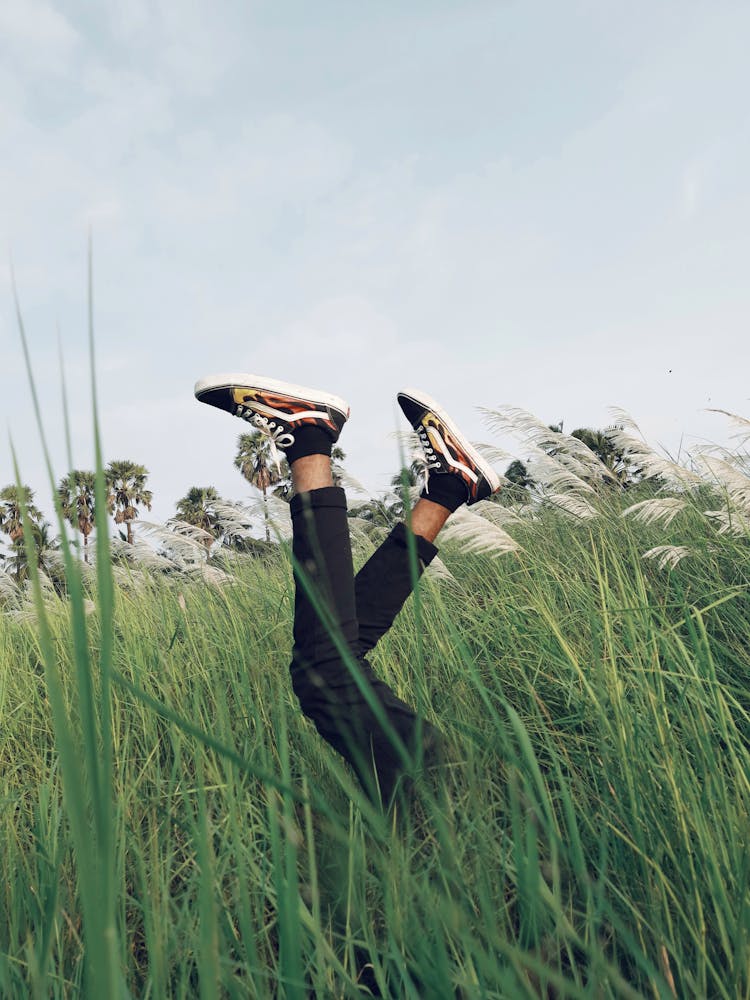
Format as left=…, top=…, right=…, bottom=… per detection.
left=285, top=425, right=334, bottom=464
left=420, top=473, right=468, bottom=513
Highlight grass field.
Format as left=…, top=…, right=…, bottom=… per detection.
left=1, top=456, right=749, bottom=997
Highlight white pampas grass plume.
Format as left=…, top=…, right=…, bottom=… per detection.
left=110, top=563, right=147, bottom=590
left=242, top=495, right=293, bottom=541
left=697, top=456, right=750, bottom=514
left=479, top=406, right=617, bottom=484
left=424, top=555, right=455, bottom=583
left=704, top=507, right=750, bottom=536
left=138, top=520, right=207, bottom=569
left=473, top=442, right=512, bottom=467
left=479, top=406, right=563, bottom=448
left=621, top=497, right=687, bottom=527
left=471, top=500, right=525, bottom=527
left=642, top=545, right=692, bottom=570
left=706, top=408, right=750, bottom=445
left=545, top=493, right=599, bottom=520
left=0, top=571, right=19, bottom=603
left=211, top=499, right=256, bottom=541
left=439, top=506, right=521, bottom=557
left=526, top=445, right=596, bottom=496
left=190, top=564, right=235, bottom=587
left=605, top=420, right=702, bottom=490
left=335, top=469, right=369, bottom=496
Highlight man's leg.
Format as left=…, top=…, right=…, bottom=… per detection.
left=288, top=456, right=438, bottom=804
left=354, top=499, right=449, bottom=657
left=354, top=383, right=502, bottom=659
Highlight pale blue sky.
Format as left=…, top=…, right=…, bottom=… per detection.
left=1, top=0, right=749, bottom=523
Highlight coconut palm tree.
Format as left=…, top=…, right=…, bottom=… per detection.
left=234, top=433, right=284, bottom=542
left=0, top=484, right=50, bottom=583
left=331, top=445, right=347, bottom=487
left=570, top=426, right=639, bottom=487
left=58, top=469, right=98, bottom=562
left=105, top=460, right=152, bottom=544
left=388, top=460, right=424, bottom=518
left=174, top=486, right=223, bottom=550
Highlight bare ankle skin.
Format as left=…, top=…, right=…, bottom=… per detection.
left=409, top=497, right=451, bottom=544
left=291, top=454, right=334, bottom=494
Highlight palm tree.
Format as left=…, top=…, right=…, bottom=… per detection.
left=0, top=484, right=50, bottom=583
left=105, top=460, right=153, bottom=544
left=58, top=470, right=98, bottom=562
left=234, top=433, right=283, bottom=542
left=570, top=426, right=639, bottom=487
left=331, top=445, right=347, bottom=487
left=388, top=460, right=424, bottom=518
left=174, top=487, right=222, bottom=550
left=500, top=459, right=535, bottom=505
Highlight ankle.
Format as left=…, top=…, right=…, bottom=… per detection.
left=291, top=454, right=333, bottom=493
left=409, top=497, right=451, bottom=544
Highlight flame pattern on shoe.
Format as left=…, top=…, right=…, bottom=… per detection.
left=397, top=389, right=501, bottom=505
left=194, top=374, right=350, bottom=468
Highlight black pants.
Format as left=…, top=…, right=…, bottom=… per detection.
left=288, top=487, right=442, bottom=804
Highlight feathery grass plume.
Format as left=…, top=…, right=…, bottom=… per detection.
left=137, top=519, right=211, bottom=567
left=525, top=444, right=597, bottom=496
left=210, top=498, right=258, bottom=543
left=10, top=573, right=65, bottom=623
left=164, top=519, right=216, bottom=550
left=479, top=405, right=618, bottom=484
left=190, top=563, right=235, bottom=587
left=621, top=497, right=688, bottom=528
left=696, top=454, right=750, bottom=514
left=423, top=554, right=455, bottom=583
left=109, top=561, right=147, bottom=590
left=439, top=505, right=521, bottom=556
left=605, top=409, right=703, bottom=489
left=642, top=545, right=692, bottom=570
left=110, top=534, right=181, bottom=572
left=473, top=441, right=513, bottom=467
left=334, top=467, right=369, bottom=496
left=471, top=499, right=525, bottom=527
left=706, top=407, right=750, bottom=446
left=544, top=492, right=599, bottom=520
left=704, top=506, right=750, bottom=537
left=243, top=493, right=294, bottom=541
left=0, top=569, right=20, bottom=604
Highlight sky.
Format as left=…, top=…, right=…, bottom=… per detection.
left=1, top=0, right=749, bottom=525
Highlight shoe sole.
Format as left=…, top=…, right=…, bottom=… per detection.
left=194, top=372, right=350, bottom=420
left=398, top=387, right=501, bottom=495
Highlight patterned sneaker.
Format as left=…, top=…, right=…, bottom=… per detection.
left=194, top=373, right=350, bottom=451
left=397, top=388, right=500, bottom=505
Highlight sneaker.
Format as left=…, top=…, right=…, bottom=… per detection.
left=397, top=388, right=500, bottom=505
left=194, top=373, right=350, bottom=449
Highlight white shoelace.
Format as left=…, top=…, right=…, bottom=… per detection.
left=235, top=405, right=294, bottom=474
left=418, top=425, right=442, bottom=494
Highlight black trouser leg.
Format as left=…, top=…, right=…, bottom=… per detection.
left=354, top=521, right=439, bottom=657
left=288, top=487, right=440, bottom=803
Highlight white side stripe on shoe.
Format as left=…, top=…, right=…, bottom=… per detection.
left=427, top=426, right=479, bottom=483
left=248, top=400, right=331, bottom=422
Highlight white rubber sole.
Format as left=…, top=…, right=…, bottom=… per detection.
left=398, top=387, right=501, bottom=493
left=194, top=372, right=350, bottom=418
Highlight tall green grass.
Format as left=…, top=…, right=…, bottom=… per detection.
left=2, top=270, right=749, bottom=995
left=1, top=480, right=749, bottom=996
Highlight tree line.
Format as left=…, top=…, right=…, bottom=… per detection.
left=0, top=433, right=347, bottom=581
left=0, top=422, right=639, bottom=582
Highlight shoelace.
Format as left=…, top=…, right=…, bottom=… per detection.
left=235, top=406, right=294, bottom=474
left=417, top=425, right=443, bottom=494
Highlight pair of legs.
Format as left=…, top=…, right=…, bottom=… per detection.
left=293, top=453, right=450, bottom=541
left=288, top=456, right=451, bottom=805
left=194, top=374, right=500, bottom=807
